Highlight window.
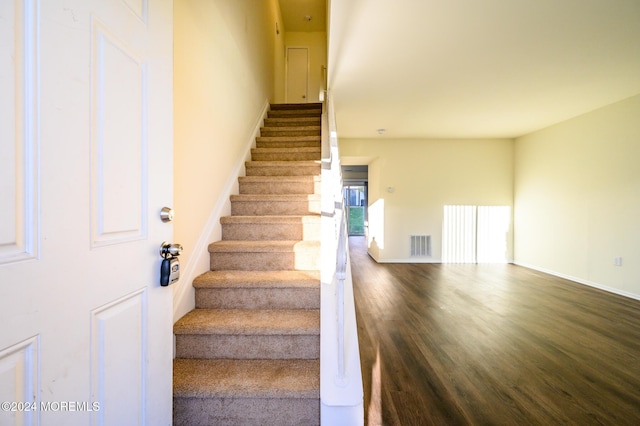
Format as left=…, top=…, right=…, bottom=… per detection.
left=442, top=205, right=510, bottom=263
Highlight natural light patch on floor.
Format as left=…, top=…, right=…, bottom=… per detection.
left=367, top=344, right=382, bottom=426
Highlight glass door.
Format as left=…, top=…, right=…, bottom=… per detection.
left=343, top=185, right=367, bottom=235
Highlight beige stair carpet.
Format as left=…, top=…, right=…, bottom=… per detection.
left=173, top=102, right=323, bottom=426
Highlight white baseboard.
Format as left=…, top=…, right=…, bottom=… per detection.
left=514, top=261, right=640, bottom=302
left=373, top=257, right=442, bottom=264
left=172, top=99, right=271, bottom=322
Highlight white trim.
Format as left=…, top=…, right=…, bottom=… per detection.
left=514, top=261, right=640, bottom=301
left=369, top=252, right=516, bottom=265
left=172, top=99, right=270, bottom=323
left=373, top=257, right=442, bottom=264
left=0, top=0, right=40, bottom=265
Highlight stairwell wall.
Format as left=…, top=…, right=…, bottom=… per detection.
left=173, top=0, right=285, bottom=321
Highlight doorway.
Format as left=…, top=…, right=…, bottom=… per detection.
left=342, top=165, right=369, bottom=236
left=344, top=185, right=367, bottom=236
left=286, top=47, right=309, bottom=103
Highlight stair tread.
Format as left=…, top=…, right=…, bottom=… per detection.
left=239, top=175, right=320, bottom=182
left=244, top=162, right=320, bottom=177
left=193, top=270, right=320, bottom=288
left=256, top=135, right=320, bottom=141
left=264, top=114, right=322, bottom=120
left=231, top=193, right=321, bottom=201
left=221, top=215, right=320, bottom=224
left=174, top=308, right=320, bottom=335
left=252, top=147, right=320, bottom=153
left=173, top=358, right=320, bottom=399
left=209, top=240, right=320, bottom=253
left=268, top=108, right=321, bottom=113
left=264, top=117, right=320, bottom=125
left=261, top=126, right=320, bottom=132
left=270, top=103, right=322, bottom=110
left=246, top=160, right=320, bottom=166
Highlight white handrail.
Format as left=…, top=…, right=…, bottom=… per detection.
left=320, top=91, right=364, bottom=424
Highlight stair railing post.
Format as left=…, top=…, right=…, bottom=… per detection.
left=335, top=207, right=348, bottom=385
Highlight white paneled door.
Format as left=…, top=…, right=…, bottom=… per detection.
left=286, top=47, right=309, bottom=103
left=0, top=1, right=173, bottom=425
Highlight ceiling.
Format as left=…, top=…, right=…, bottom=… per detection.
left=327, top=0, right=640, bottom=139
left=278, top=0, right=326, bottom=32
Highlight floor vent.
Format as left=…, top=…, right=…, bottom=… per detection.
left=410, top=235, right=431, bottom=257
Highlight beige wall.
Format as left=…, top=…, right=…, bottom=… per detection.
left=514, top=95, right=640, bottom=297
left=173, top=0, right=284, bottom=319
left=340, top=138, right=514, bottom=262
left=284, top=32, right=327, bottom=103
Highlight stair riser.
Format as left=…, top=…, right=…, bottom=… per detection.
left=231, top=200, right=321, bottom=216
left=175, top=334, right=319, bottom=359
left=260, top=129, right=320, bottom=137
left=257, top=135, right=320, bottom=141
left=239, top=180, right=320, bottom=195
left=222, top=222, right=321, bottom=241
left=174, top=397, right=320, bottom=426
left=268, top=110, right=321, bottom=118
left=196, top=287, right=320, bottom=310
left=256, top=140, right=320, bottom=149
left=264, top=118, right=320, bottom=127
left=211, top=251, right=319, bottom=271
left=270, top=102, right=322, bottom=110
left=250, top=151, right=320, bottom=161
left=245, top=163, right=320, bottom=176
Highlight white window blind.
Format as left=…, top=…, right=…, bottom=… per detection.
left=443, top=205, right=510, bottom=263
left=442, top=205, right=477, bottom=263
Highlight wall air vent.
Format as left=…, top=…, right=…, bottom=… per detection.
left=410, top=235, right=432, bottom=257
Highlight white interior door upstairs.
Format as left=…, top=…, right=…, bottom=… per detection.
left=286, top=47, right=309, bottom=103
left=0, top=1, right=174, bottom=425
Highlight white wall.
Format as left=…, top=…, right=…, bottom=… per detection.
left=173, top=0, right=284, bottom=320
left=514, top=95, right=640, bottom=298
left=340, top=138, right=514, bottom=262
left=284, top=32, right=327, bottom=103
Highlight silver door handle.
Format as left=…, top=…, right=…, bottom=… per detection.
left=160, top=242, right=183, bottom=258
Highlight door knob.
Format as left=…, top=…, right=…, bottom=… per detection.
left=160, top=242, right=182, bottom=258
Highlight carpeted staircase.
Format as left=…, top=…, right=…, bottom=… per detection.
left=173, top=103, right=323, bottom=425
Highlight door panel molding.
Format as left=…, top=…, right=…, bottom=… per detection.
left=0, top=0, right=40, bottom=265
left=91, top=288, right=147, bottom=425
left=122, top=0, right=149, bottom=23
left=90, top=20, right=148, bottom=248
left=0, top=336, right=40, bottom=425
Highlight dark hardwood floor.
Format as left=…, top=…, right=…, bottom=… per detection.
left=349, top=237, right=640, bottom=425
